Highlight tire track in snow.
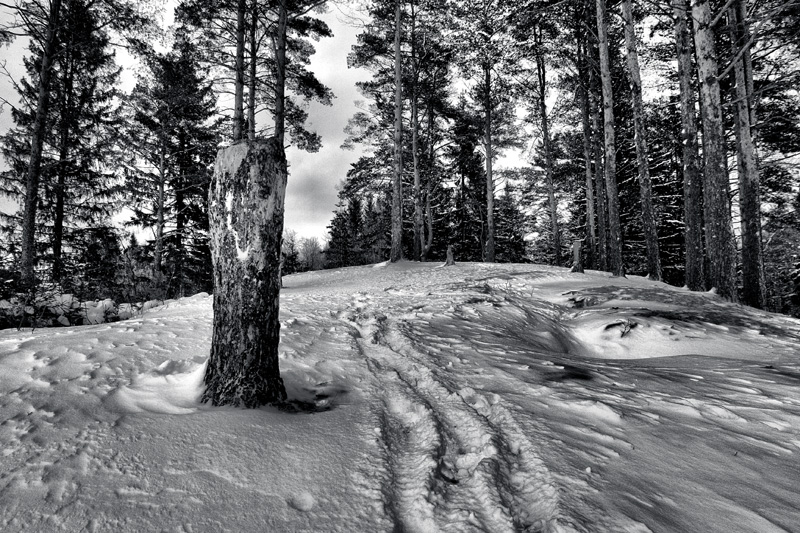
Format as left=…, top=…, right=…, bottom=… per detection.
left=342, top=297, right=568, bottom=533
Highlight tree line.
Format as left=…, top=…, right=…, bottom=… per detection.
left=327, top=0, right=800, bottom=315
left=1, top=0, right=799, bottom=317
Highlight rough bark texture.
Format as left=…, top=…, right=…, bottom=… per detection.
left=484, top=63, right=496, bottom=263
left=622, top=0, right=661, bottom=281
left=730, top=5, right=765, bottom=308
left=570, top=240, right=585, bottom=273
left=248, top=0, right=257, bottom=142
left=412, top=92, right=423, bottom=261
left=595, top=0, right=624, bottom=277
left=673, top=0, right=705, bottom=291
left=203, top=139, right=287, bottom=407
left=232, top=0, right=246, bottom=142
left=391, top=0, right=403, bottom=263
left=19, top=0, right=62, bottom=289
left=692, top=0, right=738, bottom=301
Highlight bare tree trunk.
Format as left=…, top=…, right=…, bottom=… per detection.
left=203, top=139, right=287, bottom=407
left=673, top=0, right=705, bottom=290
left=692, top=0, right=737, bottom=300
left=391, top=0, right=403, bottom=263
left=412, top=90, right=422, bottom=261
left=730, top=4, right=765, bottom=308
left=578, top=38, right=596, bottom=270
left=20, top=0, right=63, bottom=289
left=53, top=42, right=74, bottom=283
left=232, top=0, right=246, bottom=142
left=596, top=0, right=624, bottom=276
left=154, top=132, right=166, bottom=278
left=622, top=0, right=661, bottom=280
left=535, top=33, right=561, bottom=266
left=274, top=0, right=288, bottom=146
left=248, top=0, right=257, bottom=142
left=592, top=80, right=609, bottom=272
left=421, top=100, right=435, bottom=261
left=484, top=62, right=496, bottom=263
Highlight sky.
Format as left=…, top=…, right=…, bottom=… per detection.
left=0, top=4, right=370, bottom=244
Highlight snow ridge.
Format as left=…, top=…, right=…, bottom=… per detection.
left=343, top=292, right=569, bottom=533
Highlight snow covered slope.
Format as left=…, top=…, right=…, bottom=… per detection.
left=0, top=262, right=798, bottom=532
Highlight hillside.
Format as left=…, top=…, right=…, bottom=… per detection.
left=1, top=261, right=799, bottom=532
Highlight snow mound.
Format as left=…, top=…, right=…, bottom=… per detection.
left=107, top=359, right=206, bottom=415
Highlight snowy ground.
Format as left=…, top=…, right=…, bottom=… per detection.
left=1, top=261, right=799, bottom=532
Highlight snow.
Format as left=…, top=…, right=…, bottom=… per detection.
left=1, top=262, right=799, bottom=532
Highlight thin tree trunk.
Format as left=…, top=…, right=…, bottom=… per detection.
left=692, top=0, right=738, bottom=300
left=204, top=139, right=287, bottom=407
left=274, top=0, right=287, bottom=146
left=175, top=134, right=187, bottom=298
left=591, top=73, right=609, bottom=272
left=232, top=0, right=246, bottom=142
left=421, top=98, right=435, bottom=261
left=412, top=87, right=422, bottom=261
left=248, top=0, right=257, bottom=142
left=673, top=0, right=705, bottom=291
left=53, top=42, right=74, bottom=283
left=622, top=0, right=661, bottom=280
left=484, top=62, right=495, bottom=263
left=390, top=0, right=403, bottom=263
left=578, top=38, right=596, bottom=270
left=154, top=132, right=166, bottom=278
left=20, top=0, right=63, bottom=289
left=535, top=34, right=561, bottom=266
left=730, top=4, right=765, bottom=308
left=596, top=0, right=624, bottom=276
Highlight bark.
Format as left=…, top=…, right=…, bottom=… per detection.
left=622, top=0, right=661, bottom=280
left=535, top=36, right=561, bottom=266
left=20, top=0, right=63, bottom=289
left=596, top=0, right=624, bottom=276
left=591, top=75, right=609, bottom=272
left=175, top=133, right=187, bottom=298
left=390, top=0, right=403, bottom=263
left=203, top=139, right=287, bottom=407
left=692, top=0, right=738, bottom=300
left=484, top=62, right=496, bottom=263
left=232, top=0, right=246, bottom=142
left=730, top=4, right=765, bottom=308
left=578, top=39, right=596, bottom=270
left=673, top=0, right=705, bottom=290
left=274, top=0, right=288, bottom=146
left=570, top=240, right=585, bottom=273
left=421, top=100, right=435, bottom=261
left=248, top=0, right=257, bottom=142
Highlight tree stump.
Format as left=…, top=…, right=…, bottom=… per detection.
left=203, top=139, right=287, bottom=407
left=445, top=245, right=455, bottom=266
left=570, top=239, right=585, bottom=273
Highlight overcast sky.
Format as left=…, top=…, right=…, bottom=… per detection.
left=0, top=5, right=369, bottom=244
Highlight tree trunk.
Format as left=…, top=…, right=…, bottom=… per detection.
left=622, top=0, right=661, bottom=280
left=274, top=0, right=288, bottom=146
left=730, top=5, right=765, bottom=308
left=175, top=134, right=187, bottom=298
left=390, top=0, right=403, bottom=263
left=484, top=62, right=496, bottom=263
left=535, top=37, right=561, bottom=266
left=692, top=0, right=737, bottom=300
left=673, top=0, right=705, bottom=290
left=421, top=99, right=435, bottom=261
left=570, top=239, right=585, bottom=273
left=203, top=139, right=287, bottom=407
left=412, top=85, right=422, bottom=261
left=592, top=81, right=609, bottom=272
left=596, top=0, right=624, bottom=276
left=578, top=38, right=596, bottom=270
left=19, top=0, right=63, bottom=289
left=154, top=132, right=166, bottom=279
left=248, top=0, right=257, bottom=142
left=232, top=0, right=246, bottom=142
left=53, top=45, right=75, bottom=283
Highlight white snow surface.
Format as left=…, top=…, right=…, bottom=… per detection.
left=1, top=262, right=799, bottom=532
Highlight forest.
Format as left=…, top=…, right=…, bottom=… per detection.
left=1, top=0, right=800, bottom=322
